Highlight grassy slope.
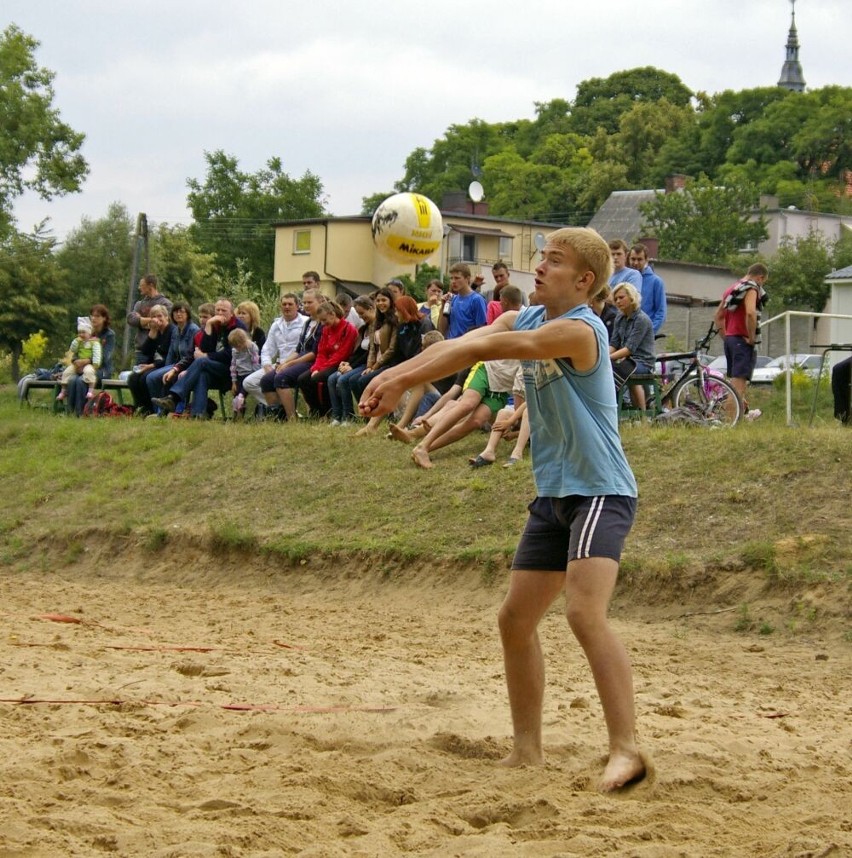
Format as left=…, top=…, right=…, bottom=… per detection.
left=2, top=386, right=849, bottom=628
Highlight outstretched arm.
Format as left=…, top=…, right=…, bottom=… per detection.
left=359, top=311, right=597, bottom=418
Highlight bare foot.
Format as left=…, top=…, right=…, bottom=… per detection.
left=411, top=446, right=433, bottom=469
left=388, top=423, right=414, bottom=444
left=355, top=424, right=378, bottom=437
left=598, top=750, right=646, bottom=792
left=498, top=749, right=544, bottom=768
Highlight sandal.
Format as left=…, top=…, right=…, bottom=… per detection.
left=502, top=457, right=521, bottom=468
left=469, top=455, right=494, bottom=468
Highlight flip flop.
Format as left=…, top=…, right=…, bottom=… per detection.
left=469, top=455, right=494, bottom=468
left=502, top=457, right=521, bottom=468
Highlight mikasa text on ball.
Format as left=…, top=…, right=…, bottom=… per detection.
left=371, top=193, right=443, bottom=264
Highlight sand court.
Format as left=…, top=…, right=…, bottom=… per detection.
left=1, top=556, right=849, bottom=856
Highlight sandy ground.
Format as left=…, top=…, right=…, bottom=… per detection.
left=1, top=554, right=850, bottom=858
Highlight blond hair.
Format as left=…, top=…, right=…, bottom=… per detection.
left=236, top=300, right=261, bottom=332
left=612, top=281, right=641, bottom=313
left=228, top=328, right=251, bottom=349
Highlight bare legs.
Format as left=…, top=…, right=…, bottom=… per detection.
left=497, top=561, right=644, bottom=791
left=628, top=383, right=647, bottom=410
left=276, top=387, right=297, bottom=419
left=412, top=396, right=490, bottom=468
left=506, top=407, right=531, bottom=464
left=498, top=569, right=565, bottom=766
left=471, top=402, right=528, bottom=465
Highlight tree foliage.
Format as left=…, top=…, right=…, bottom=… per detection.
left=639, top=176, right=768, bottom=265
left=148, top=222, right=221, bottom=308
left=765, top=231, right=851, bottom=314
left=366, top=69, right=852, bottom=231
left=569, top=67, right=693, bottom=136
left=0, top=227, right=67, bottom=379
left=187, top=150, right=325, bottom=285
left=56, top=202, right=135, bottom=327
left=0, top=25, right=88, bottom=238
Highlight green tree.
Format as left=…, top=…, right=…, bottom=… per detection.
left=569, top=67, right=693, bottom=136
left=614, top=99, right=695, bottom=186
left=482, top=149, right=570, bottom=221
left=767, top=231, right=840, bottom=314
left=394, top=119, right=511, bottom=204
left=148, top=222, right=221, bottom=308
left=639, top=175, right=768, bottom=264
left=187, top=150, right=325, bottom=285
left=689, top=87, right=792, bottom=178
left=55, top=202, right=135, bottom=328
left=789, top=86, right=852, bottom=182
left=0, top=227, right=68, bottom=379
left=573, top=160, right=630, bottom=220
left=361, top=191, right=395, bottom=216
left=394, top=262, right=444, bottom=302
left=0, top=25, right=88, bottom=238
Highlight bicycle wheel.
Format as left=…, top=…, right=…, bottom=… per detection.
left=672, top=373, right=741, bottom=426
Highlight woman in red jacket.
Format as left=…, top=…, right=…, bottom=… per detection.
left=297, top=301, right=357, bottom=417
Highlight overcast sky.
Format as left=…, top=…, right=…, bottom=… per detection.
left=6, top=0, right=848, bottom=242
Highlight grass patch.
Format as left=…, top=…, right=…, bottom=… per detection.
left=144, top=528, right=169, bottom=552
left=734, top=603, right=754, bottom=633
left=740, top=541, right=779, bottom=577
left=1, top=386, right=850, bottom=629
left=209, top=520, right=259, bottom=553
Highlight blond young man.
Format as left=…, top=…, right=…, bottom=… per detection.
left=360, top=227, right=644, bottom=791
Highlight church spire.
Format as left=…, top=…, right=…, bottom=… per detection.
left=778, top=0, right=806, bottom=91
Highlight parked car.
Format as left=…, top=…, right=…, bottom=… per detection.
left=750, top=354, right=821, bottom=384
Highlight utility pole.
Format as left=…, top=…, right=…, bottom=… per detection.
left=122, top=213, right=149, bottom=366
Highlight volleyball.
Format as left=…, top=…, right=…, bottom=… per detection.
left=371, top=193, right=443, bottom=264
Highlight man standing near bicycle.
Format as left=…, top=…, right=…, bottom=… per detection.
left=713, top=262, right=768, bottom=421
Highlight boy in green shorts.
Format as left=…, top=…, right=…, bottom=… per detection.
left=410, top=358, right=517, bottom=469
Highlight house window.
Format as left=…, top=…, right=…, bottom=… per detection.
left=462, top=234, right=476, bottom=262
left=498, top=236, right=513, bottom=260
left=293, top=230, right=311, bottom=254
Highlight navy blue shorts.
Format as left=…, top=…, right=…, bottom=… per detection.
left=724, top=336, right=757, bottom=381
left=512, top=495, right=636, bottom=571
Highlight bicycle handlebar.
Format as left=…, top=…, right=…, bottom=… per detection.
left=695, top=324, right=719, bottom=352
left=656, top=325, right=720, bottom=364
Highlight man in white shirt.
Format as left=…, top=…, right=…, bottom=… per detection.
left=243, top=293, right=307, bottom=410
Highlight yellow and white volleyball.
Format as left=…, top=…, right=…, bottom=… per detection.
left=371, top=193, right=443, bottom=264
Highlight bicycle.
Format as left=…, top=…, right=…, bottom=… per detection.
left=618, top=325, right=742, bottom=426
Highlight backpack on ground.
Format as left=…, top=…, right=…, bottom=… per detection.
left=82, top=391, right=134, bottom=418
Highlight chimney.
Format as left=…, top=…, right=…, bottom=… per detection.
left=638, top=237, right=659, bottom=259
left=441, top=191, right=489, bottom=216
left=664, top=174, right=688, bottom=194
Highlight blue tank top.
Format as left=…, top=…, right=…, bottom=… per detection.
left=514, top=303, right=638, bottom=499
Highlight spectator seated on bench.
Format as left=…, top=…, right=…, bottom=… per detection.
left=152, top=298, right=246, bottom=420
left=56, top=318, right=102, bottom=408
left=66, top=304, right=116, bottom=417
left=609, top=282, right=655, bottom=411
left=126, top=304, right=173, bottom=415
left=296, top=300, right=357, bottom=418
left=144, top=301, right=200, bottom=414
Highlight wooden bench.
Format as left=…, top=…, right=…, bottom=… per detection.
left=616, top=372, right=664, bottom=421
left=19, top=376, right=228, bottom=418
left=19, top=377, right=130, bottom=411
